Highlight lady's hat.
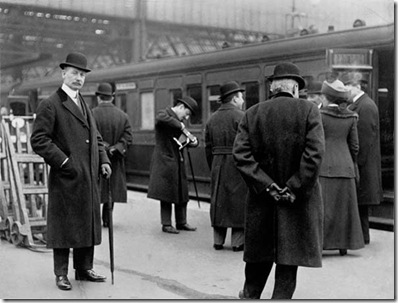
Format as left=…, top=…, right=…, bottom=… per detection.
left=177, top=96, right=198, bottom=115
left=268, top=62, right=305, bottom=90
left=59, top=52, right=91, bottom=72
left=95, top=83, right=114, bottom=97
left=219, top=81, right=245, bottom=101
left=321, top=80, right=350, bottom=100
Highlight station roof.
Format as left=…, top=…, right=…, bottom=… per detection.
left=1, top=0, right=393, bottom=34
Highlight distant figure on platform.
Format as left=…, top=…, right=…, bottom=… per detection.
left=30, top=52, right=112, bottom=291
left=307, top=81, right=325, bottom=109
left=233, top=62, right=325, bottom=299
left=319, top=80, right=364, bottom=255
left=341, top=72, right=383, bottom=245
left=147, top=97, right=199, bottom=234
left=205, top=81, right=248, bottom=252
left=92, top=83, right=133, bottom=228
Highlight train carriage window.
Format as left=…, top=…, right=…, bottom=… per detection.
left=187, top=85, right=202, bottom=126
left=242, top=82, right=259, bottom=110
left=170, top=89, right=182, bottom=105
left=9, top=102, right=27, bottom=116
left=140, top=92, right=155, bottom=130
left=208, top=85, right=221, bottom=114
left=115, top=93, right=127, bottom=113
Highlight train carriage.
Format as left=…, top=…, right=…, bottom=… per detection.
left=6, top=22, right=394, bottom=229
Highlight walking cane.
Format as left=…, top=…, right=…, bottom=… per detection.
left=107, top=178, right=115, bottom=285
left=186, top=147, right=201, bottom=208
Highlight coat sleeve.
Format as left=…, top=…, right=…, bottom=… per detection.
left=30, top=99, right=68, bottom=168
left=233, top=114, right=275, bottom=195
left=96, top=129, right=111, bottom=165
left=204, top=123, right=213, bottom=169
left=356, top=100, right=379, bottom=166
left=285, top=105, right=325, bottom=193
left=156, top=110, right=183, bottom=130
left=112, top=114, right=133, bottom=156
left=348, top=117, right=359, bottom=163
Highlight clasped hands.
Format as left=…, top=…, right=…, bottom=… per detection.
left=266, top=183, right=296, bottom=203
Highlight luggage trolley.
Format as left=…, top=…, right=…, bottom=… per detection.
left=0, top=115, right=49, bottom=250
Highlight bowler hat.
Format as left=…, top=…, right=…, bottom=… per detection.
left=321, top=80, right=350, bottom=100
left=59, top=52, right=91, bottom=72
left=307, top=81, right=322, bottom=94
left=219, top=81, right=245, bottom=101
left=177, top=96, right=198, bottom=115
left=268, top=62, right=305, bottom=90
left=95, top=83, right=114, bottom=97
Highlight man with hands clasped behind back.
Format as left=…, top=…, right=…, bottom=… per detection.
left=92, top=83, right=133, bottom=228
left=233, top=62, right=325, bottom=299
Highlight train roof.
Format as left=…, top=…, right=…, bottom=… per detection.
left=14, top=23, right=394, bottom=92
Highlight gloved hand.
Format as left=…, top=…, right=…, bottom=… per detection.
left=101, top=163, right=112, bottom=179
left=279, top=186, right=296, bottom=203
left=266, top=183, right=283, bottom=201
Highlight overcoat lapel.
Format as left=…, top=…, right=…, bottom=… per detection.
left=60, top=90, right=89, bottom=128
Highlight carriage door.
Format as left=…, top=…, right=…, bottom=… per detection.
left=327, top=49, right=374, bottom=97
left=328, top=48, right=395, bottom=215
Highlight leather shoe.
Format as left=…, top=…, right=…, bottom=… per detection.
left=176, top=223, right=197, bottom=231
left=339, top=249, right=347, bottom=256
left=56, top=275, right=72, bottom=290
left=213, top=244, right=224, bottom=250
left=75, top=269, right=106, bottom=282
left=233, top=244, right=244, bottom=252
left=238, top=290, right=245, bottom=299
left=162, top=225, right=180, bottom=234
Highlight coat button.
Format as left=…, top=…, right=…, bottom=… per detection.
left=86, top=140, right=89, bottom=143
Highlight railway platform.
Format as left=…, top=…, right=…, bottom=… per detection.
left=0, top=190, right=395, bottom=300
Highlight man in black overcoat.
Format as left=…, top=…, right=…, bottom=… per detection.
left=205, top=81, right=248, bottom=251
left=92, top=83, right=133, bottom=227
left=233, top=62, right=325, bottom=299
left=31, top=52, right=112, bottom=291
left=147, top=97, right=199, bottom=234
left=341, top=72, right=383, bottom=244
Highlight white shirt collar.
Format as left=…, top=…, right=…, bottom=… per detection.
left=62, top=84, right=78, bottom=102
left=353, top=91, right=365, bottom=103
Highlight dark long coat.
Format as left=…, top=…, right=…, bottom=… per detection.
left=30, top=88, right=110, bottom=249
left=233, top=92, right=325, bottom=267
left=319, top=106, right=364, bottom=250
left=205, top=103, right=247, bottom=228
left=348, top=93, right=383, bottom=205
left=92, top=103, right=133, bottom=203
left=147, top=107, right=196, bottom=204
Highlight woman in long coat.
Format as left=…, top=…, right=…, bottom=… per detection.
left=319, top=80, right=364, bottom=255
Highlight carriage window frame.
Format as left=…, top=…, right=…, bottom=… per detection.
left=208, top=85, right=221, bottom=114
left=186, top=84, right=203, bottom=126
left=140, top=91, right=155, bottom=130
left=242, top=81, right=260, bottom=110
left=170, top=88, right=183, bottom=106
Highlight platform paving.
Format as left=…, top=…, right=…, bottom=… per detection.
left=0, top=191, right=394, bottom=300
